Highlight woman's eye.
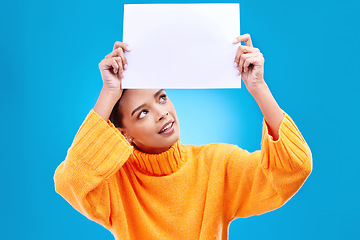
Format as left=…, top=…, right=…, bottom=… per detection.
left=159, top=94, right=167, bottom=103
left=138, top=110, right=148, bottom=119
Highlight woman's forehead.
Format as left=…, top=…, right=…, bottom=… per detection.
left=120, top=89, right=165, bottom=109
left=123, top=89, right=164, bottom=99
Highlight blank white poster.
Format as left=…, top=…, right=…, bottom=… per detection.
left=122, top=3, right=240, bottom=89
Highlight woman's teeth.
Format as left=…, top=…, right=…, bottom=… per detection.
left=160, top=122, right=173, bottom=133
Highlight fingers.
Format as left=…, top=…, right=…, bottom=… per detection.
left=106, top=48, right=128, bottom=70
left=99, top=57, right=118, bottom=73
left=242, top=55, right=264, bottom=73
left=233, top=33, right=253, bottom=47
left=112, top=41, right=131, bottom=70
left=103, top=41, right=131, bottom=78
left=113, top=41, right=131, bottom=52
left=237, top=52, right=264, bottom=74
left=112, top=57, right=123, bottom=75
left=234, top=45, right=259, bottom=64
left=99, top=57, right=123, bottom=77
left=234, top=45, right=262, bottom=73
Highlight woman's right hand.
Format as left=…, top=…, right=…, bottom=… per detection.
left=98, top=41, right=131, bottom=99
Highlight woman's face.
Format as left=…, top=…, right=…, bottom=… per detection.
left=118, top=89, right=180, bottom=154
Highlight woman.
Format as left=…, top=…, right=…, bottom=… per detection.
left=54, top=34, right=312, bottom=239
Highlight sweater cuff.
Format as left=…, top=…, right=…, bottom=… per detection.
left=68, top=109, right=133, bottom=178
left=262, top=110, right=286, bottom=143
left=260, top=111, right=312, bottom=171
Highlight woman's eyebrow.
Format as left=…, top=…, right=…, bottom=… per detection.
left=131, top=89, right=164, bottom=117
left=154, top=89, right=164, bottom=98
left=131, top=104, right=146, bottom=117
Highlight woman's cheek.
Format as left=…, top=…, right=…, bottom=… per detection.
left=137, top=118, right=155, bottom=136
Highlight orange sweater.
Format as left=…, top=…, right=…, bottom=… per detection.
left=54, top=109, right=312, bottom=239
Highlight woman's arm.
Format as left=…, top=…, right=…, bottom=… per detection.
left=54, top=110, right=133, bottom=227
left=224, top=112, right=312, bottom=220
left=233, top=34, right=283, bottom=140
left=251, top=84, right=284, bottom=140
left=222, top=34, right=312, bottom=220
left=54, top=41, right=133, bottom=227
left=94, top=41, right=131, bottom=121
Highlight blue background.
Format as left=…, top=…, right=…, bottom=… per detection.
left=1, top=0, right=359, bottom=239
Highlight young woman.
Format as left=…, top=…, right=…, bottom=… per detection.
left=54, top=34, right=312, bottom=239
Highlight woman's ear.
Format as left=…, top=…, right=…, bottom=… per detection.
left=116, top=127, right=133, bottom=143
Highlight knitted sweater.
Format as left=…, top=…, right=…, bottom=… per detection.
left=54, top=109, right=312, bottom=240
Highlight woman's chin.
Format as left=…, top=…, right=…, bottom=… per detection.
left=135, top=136, right=179, bottom=154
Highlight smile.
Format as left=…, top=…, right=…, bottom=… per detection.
left=158, top=121, right=175, bottom=134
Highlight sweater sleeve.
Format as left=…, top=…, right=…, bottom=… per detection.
left=53, top=109, right=133, bottom=228
left=224, top=111, right=312, bottom=220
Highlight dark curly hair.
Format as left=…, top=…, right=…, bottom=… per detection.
left=109, top=89, right=127, bottom=128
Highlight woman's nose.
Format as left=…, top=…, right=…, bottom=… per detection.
left=158, top=112, right=169, bottom=121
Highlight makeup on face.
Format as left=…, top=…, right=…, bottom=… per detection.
left=130, top=89, right=166, bottom=119
left=118, top=89, right=180, bottom=154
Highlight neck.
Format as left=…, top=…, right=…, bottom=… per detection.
left=133, top=141, right=177, bottom=154
left=129, top=140, right=186, bottom=176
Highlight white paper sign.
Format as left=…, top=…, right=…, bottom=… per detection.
left=122, top=3, right=240, bottom=89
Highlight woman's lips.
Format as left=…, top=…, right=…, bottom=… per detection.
left=158, top=120, right=175, bottom=135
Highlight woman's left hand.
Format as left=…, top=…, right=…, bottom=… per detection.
left=233, top=34, right=266, bottom=94
left=233, top=34, right=284, bottom=140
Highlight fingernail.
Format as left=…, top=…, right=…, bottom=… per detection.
left=127, top=46, right=131, bottom=51
left=114, top=68, right=118, bottom=74
left=124, top=64, right=128, bottom=70
left=234, top=62, right=238, bottom=67
left=233, top=38, right=238, bottom=44
left=237, top=70, right=241, bottom=75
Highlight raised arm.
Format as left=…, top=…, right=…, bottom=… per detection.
left=54, top=41, right=133, bottom=227
left=233, top=34, right=284, bottom=140
left=94, top=41, right=131, bottom=121
left=223, top=34, right=312, bottom=219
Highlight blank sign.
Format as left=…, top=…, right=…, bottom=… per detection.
left=122, top=3, right=241, bottom=89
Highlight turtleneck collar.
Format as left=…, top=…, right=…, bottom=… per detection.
left=129, top=140, right=186, bottom=176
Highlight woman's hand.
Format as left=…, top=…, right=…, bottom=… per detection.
left=94, top=41, right=131, bottom=121
left=233, top=34, right=266, bottom=94
left=98, top=41, right=131, bottom=99
left=233, top=34, right=284, bottom=140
